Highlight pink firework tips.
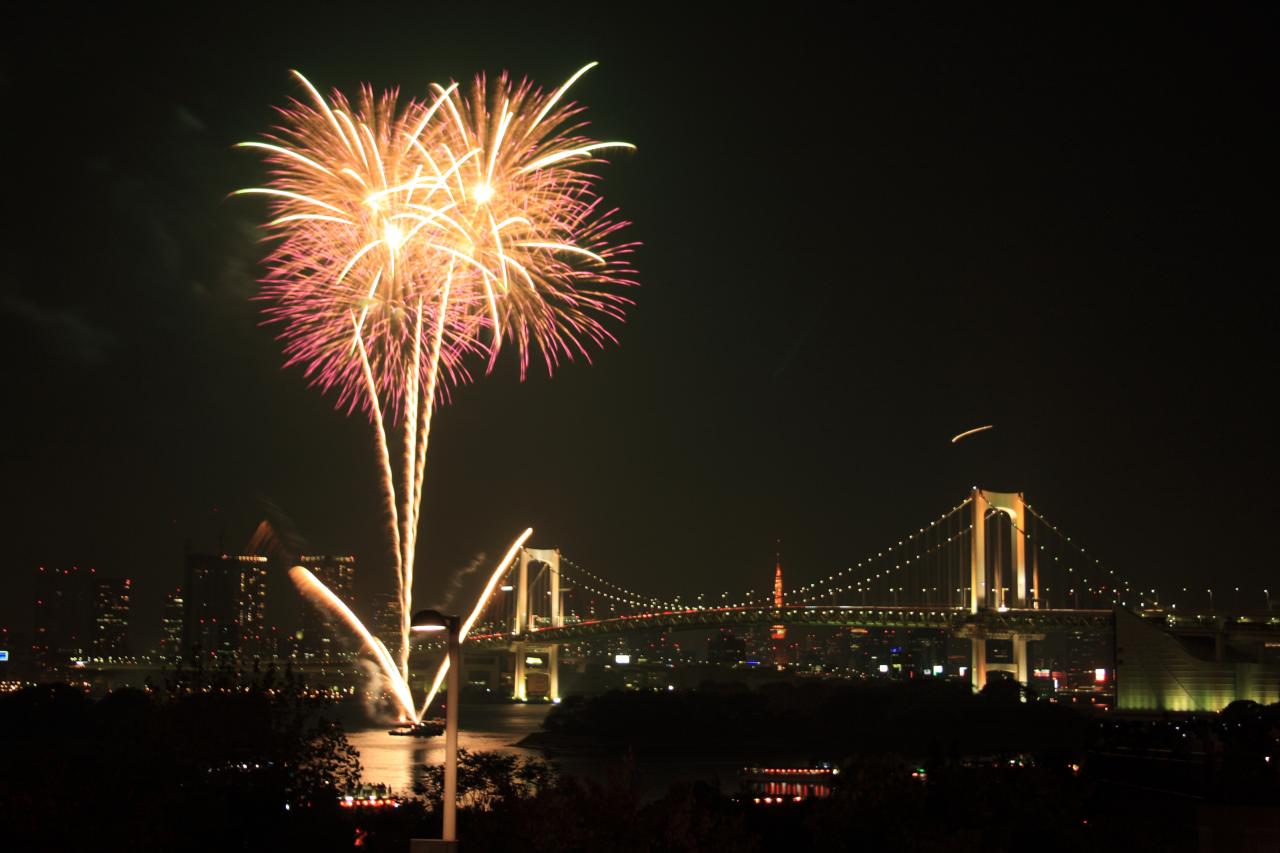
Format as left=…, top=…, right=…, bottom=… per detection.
left=236, top=64, right=636, bottom=421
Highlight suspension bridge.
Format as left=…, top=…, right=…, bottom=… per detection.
left=448, top=487, right=1280, bottom=712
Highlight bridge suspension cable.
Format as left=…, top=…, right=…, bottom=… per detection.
left=558, top=554, right=684, bottom=611
left=470, top=492, right=1136, bottom=628
left=558, top=554, right=780, bottom=613
left=1022, top=501, right=1134, bottom=609
left=790, top=496, right=974, bottom=606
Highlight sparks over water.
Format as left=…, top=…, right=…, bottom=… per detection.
left=238, top=64, right=635, bottom=720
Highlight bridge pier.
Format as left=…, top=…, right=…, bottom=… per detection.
left=967, top=631, right=1037, bottom=695
left=512, top=641, right=527, bottom=701
left=508, top=546, right=563, bottom=702
left=507, top=640, right=559, bottom=702
left=967, top=488, right=1038, bottom=696
left=1015, top=635, right=1029, bottom=686
left=969, top=637, right=986, bottom=691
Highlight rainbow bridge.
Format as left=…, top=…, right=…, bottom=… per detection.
left=450, top=487, right=1280, bottom=713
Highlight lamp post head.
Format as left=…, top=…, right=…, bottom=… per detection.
left=411, top=609, right=458, bottom=632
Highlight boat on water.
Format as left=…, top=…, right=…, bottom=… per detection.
left=738, top=762, right=840, bottom=805
left=388, top=718, right=446, bottom=738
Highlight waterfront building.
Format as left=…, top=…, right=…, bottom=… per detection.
left=298, top=554, right=355, bottom=659
left=707, top=628, right=746, bottom=664
left=372, top=592, right=399, bottom=653
left=32, top=566, right=95, bottom=668
left=159, top=587, right=184, bottom=659
left=182, top=553, right=268, bottom=661
left=1116, top=609, right=1280, bottom=711
left=92, top=577, right=131, bottom=658
left=1064, top=627, right=1113, bottom=690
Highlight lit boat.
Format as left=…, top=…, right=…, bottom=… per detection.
left=339, top=784, right=404, bottom=808
left=739, top=763, right=840, bottom=804
left=388, top=718, right=445, bottom=737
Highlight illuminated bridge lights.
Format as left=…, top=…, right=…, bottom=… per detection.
left=468, top=604, right=1119, bottom=648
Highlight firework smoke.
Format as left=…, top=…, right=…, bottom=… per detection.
left=430, top=551, right=487, bottom=612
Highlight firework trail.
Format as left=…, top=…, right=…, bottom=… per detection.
left=240, top=63, right=634, bottom=718
left=237, top=75, right=474, bottom=684
left=289, top=529, right=529, bottom=722
left=290, top=566, right=416, bottom=719
left=417, top=528, right=532, bottom=718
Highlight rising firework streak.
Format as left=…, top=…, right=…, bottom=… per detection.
left=290, top=527, right=531, bottom=723
left=417, top=528, right=533, bottom=718
left=951, top=424, right=994, bottom=444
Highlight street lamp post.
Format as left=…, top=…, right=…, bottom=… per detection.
left=411, top=609, right=461, bottom=850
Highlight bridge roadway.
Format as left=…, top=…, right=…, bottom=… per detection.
left=467, top=605, right=1117, bottom=647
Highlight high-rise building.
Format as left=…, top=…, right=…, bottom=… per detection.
left=183, top=554, right=269, bottom=662
left=32, top=566, right=95, bottom=668
left=92, top=577, right=132, bottom=658
left=159, top=587, right=184, bottom=659
left=298, top=555, right=355, bottom=659
left=1064, top=627, right=1113, bottom=691
left=372, top=592, right=400, bottom=654
left=707, top=628, right=746, bottom=664
left=240, top=559, right=268, bottom=658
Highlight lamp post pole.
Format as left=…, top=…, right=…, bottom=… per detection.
left=443, top=615, right=460, bottom=843
left=410, top=609, right=462, bottom=852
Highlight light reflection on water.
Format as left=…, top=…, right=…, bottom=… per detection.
left=346, top=704, right=550, bottom=794
left=347, top=702, right=753, bottom=800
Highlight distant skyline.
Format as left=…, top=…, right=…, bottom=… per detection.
left=3, top=6, right=1277, bottom=650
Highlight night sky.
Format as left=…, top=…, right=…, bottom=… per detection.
left=3, top=5, right=1276, bottom=648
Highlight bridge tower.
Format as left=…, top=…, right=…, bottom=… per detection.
left=969, top=488, right=1038, bottom=612
left=510, top=547, right=562, bottom=702
left=967, top=488, right=1038, bottom=692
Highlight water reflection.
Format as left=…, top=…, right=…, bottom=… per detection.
left=347, top=702, right=757, bottom=801
left=347, top=704, right=550, bottom=793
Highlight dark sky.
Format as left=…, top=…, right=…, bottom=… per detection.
left=3, top=5, right=1276, bottom=648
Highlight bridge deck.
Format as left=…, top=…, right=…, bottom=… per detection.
left=469, top=605, right=1115, bottom=646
